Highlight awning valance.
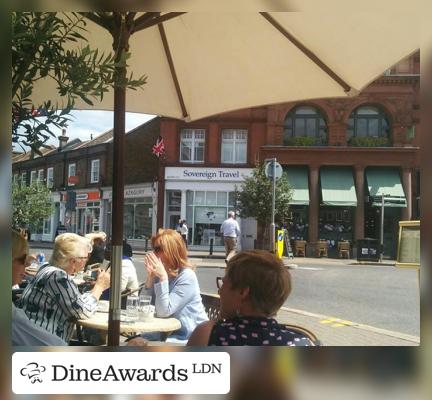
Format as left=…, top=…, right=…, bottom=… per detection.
left=320, top=167, right=357, bottom=207
left=366, top=168, right=407, bottom=208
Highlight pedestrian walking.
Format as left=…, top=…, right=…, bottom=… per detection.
left=220, top=211, right=240, bottom=263
left=180, top=219, right=188, bottom=248
left=175, top=218, right=182, bottom=234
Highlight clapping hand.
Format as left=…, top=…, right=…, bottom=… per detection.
left=144, top=252, right=168, bottom=282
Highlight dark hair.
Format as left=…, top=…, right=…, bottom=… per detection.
left=226, top=250, right=291, bottom=316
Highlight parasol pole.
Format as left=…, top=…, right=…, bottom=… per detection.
left=107, top=13, right=132, bottom=346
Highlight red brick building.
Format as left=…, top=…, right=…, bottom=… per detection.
left=157, top=53, right=420, bottom=258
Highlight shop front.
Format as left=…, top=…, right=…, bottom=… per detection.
left=74, top=191, right=102, bottom=236
left=102, top=183, right=157, bottom=245
left=318, top=167, right=357, bottom=257
left=164, top=167, right=253, bottom=249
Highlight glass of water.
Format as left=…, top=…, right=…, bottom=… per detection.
left=138, top=295, right=152, bottom=321
left=126, top=296, right=139, bottom=321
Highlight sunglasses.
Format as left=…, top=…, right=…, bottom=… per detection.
left=153, top=246, right=163, bottom=254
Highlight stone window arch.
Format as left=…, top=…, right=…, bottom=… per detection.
left=283, top=106, right=327, bottom=146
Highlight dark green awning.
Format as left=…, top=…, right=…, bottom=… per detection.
left=285, top=167, right=309, bottom=205
left=366, top=168, right=407, bottom=208
left=320, top=167, right=357, bottom=207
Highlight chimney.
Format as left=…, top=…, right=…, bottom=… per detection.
left=58, top=128, right=69, bottom=150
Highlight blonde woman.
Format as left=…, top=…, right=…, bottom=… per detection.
left=12, top=230, right=66, bottom=346
left=20, top=233, right=110, bottom=343
left=140, top=229, right=208, bottom=343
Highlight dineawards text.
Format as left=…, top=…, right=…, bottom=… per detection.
left=52, top=364, right=188, bottom=382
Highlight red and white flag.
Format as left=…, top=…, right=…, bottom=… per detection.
left=152, top=135, right=165, bottom=157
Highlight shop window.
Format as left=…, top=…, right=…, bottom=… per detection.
left=221, top=129, right=247, bottom=164
left=206, top=191, right=217, bottom=206
left=180, top=129, right=205, bottom=163
left=283, top=106, right=327, bottom=146
left=195, top=191, right=205, bottom=205
left=319, top=206, right=354, bottom=250
left=167, top=190, right=181, bottom=211
left=91, top=159, right=100, bottom=183
left=287, top=207, right=308, bottom=241
left=217, top=192, right=227, bottom=206
left=347, top=106, right=390, bottom=146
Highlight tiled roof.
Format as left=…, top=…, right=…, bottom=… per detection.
left=12, top=145, right=56, bottom=163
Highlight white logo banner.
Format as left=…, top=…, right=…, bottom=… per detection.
left=13, top=352, right=230, bottom=394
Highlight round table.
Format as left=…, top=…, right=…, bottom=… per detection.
left=77, top=311, right=181, bottom=334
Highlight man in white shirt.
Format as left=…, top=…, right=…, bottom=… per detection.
left=219, top=211, right=240, bottom=263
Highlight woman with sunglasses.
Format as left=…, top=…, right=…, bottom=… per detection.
left=187, top=250, right=315, bottom=346
left=12, top=230, right=66, bottom=346
left=140, top=229, right=208, bottom=343
left=20, top=233, right=110, bottom=343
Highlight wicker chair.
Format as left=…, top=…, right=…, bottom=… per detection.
left=294, top=240, right=306, bottom=257
left=338, top=241, right=350, bottom=259
left=201, top=293, right=221, bottom=321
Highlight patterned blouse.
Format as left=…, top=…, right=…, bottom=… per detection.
left=208, top=316, right=315, bottom=346
left=20, top=264, right=98, bottom=342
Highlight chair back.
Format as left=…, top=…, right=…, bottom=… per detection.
left=338, top=241, right=350, bottom=251
left=283, top=324, right=321, bottom=346
left=201, top=293, right=221, bottom=321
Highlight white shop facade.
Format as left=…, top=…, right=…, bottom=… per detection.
left=164, top=166, right=256, bottom=250
left=102, top=183, right=158, bottom=246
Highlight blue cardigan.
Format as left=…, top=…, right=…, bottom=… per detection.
left=152, top=268, right=208, bottom=342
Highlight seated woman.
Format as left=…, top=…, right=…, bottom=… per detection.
left=139, top=229, right=208, bottom=343
left=20, top=233, right=110, bottom=343
left=12, top=230, right=66, bottom=346
left=187, top=250, right=315, bottom=346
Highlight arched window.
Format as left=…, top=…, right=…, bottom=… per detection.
left=283, top=106, right=327, bottom=146
left=348, top=106, right=390, bottom=146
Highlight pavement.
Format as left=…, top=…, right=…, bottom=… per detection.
left=29, top=240, right=417, bottom=346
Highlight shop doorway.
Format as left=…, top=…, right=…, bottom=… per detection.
left=77, top=204, right=101, bottom=235
left=167, top=213, right=181, bottom=230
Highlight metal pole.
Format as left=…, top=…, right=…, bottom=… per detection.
left=209, top=237, right=214, bottom=256
left=270, top=158, right=276, bottom=253
left=107, top=19, right=130, bottom=346
left=379, top=194, right=385, bottom=263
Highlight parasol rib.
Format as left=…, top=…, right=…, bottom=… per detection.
left=132, top=12, right=161, bottom=33
left=158, top=23, right=189, bottom=119
left=133, top=12, right=186, bottom=33
left=260, top=12, right=352, bottom=93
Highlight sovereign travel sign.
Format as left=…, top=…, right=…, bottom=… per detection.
left=13, top=352, right=230, bottom=394
left=165, top=167, right=253, bottom=181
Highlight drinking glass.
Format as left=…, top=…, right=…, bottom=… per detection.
left=126, top=296, right=139, bottom=321
left=138, top=295, right=152, bottom=321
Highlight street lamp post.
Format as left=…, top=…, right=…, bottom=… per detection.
left=270, top=158, right=276, bottom=253
left=379, top=194, right=390, bottom=263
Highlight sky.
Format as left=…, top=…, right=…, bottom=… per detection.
left=14, top=110, right=156, bottom=150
